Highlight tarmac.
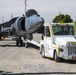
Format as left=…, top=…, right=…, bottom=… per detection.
left=0, top=34, right=76, bottom=75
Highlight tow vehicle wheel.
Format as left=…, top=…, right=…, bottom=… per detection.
left=41, top=46, right=45, bottom=58
left=54, top=51, right=60, bottom=62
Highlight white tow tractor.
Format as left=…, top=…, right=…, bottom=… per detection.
left=40, top=22, right=76, bottom=62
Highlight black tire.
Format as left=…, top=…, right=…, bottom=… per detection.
left=25, top=43, right=29, bottom=48
left=54, top=51, right=60, bottom=62
left=20, top=40, right=23, bottom=46
left=16, top=39, right=23, bottom=47
left=41, top=46, right=45, bottom=58
left=16, top=40, right=19, bottom=46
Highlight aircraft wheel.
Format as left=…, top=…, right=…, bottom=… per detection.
left=20, top=40, right=23, bottom=46
left=25, top=43, right=29, bottom=48
left=16, top=38, right=23, bottom=47
left=0, top=36, right=1, bottom=40
left=16, top=40, right=19, bottom=46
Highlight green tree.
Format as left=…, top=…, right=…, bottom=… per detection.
left=52, top=14, right=73, bottom=23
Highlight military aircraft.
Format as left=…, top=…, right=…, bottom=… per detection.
left=0, top=9, right=44, bottom=46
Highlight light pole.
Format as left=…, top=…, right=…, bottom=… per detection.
left=11, top=14, right=13, bottom=19
left=24, top=0, right=27, bottom=24
left=2, top=16, right=4, bottom=23
left=59, top=11, right=61, bottom=15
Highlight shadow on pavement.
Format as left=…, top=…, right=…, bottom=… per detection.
left=28, top=44, right=40, bottom=50
left=58, top=59, right=76, bottom=64
left=0, top=44, right=39, bottom=49
left=0, top=45, right=17, bottom=47
left=48, top=58, right=76, bottom=64
left=0, top=71, right=76, bottom=75
left=0, top=44, right=40, bottom=50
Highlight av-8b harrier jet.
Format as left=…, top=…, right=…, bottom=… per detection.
left=0, top=9, right=44, bottom=47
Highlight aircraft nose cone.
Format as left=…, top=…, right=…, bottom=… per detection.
left=41, top=18, right=44, bottom=24
left=39, top=18, right=44, bottom=22
left=38, top=18, right=44, bottom=24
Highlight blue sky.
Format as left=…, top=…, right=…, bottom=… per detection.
left=0, top=0, right=76, bottom=23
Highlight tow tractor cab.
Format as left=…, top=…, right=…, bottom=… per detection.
left=40, top=22, right=76, bottom=62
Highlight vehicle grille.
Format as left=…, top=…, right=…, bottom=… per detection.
left=68, top=46, right=76, bottom=55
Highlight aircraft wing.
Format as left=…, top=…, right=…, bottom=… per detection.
left=0, top=17, right=18, bottom=27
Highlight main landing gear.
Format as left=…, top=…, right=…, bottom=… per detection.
left=16, top=37, right=23, bottom=47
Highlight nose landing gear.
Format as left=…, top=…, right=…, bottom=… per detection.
left=16, top=37, right=23, bottom=47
